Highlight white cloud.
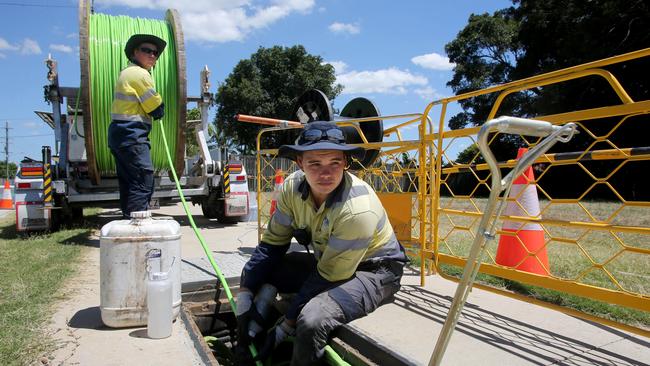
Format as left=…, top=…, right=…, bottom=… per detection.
left=1, top=37, right=41, bottom=55
left=50, top=44, right=74, bottom=53
left=328, top=22, right=360, bottom=35
left=337, top=67, right=428, bottom=95
left=413, top=86, right=443, bottom=101
left=323, top=60, right=347, bottom=74
left=66, top=33, right=78, bottom=39
left=0, top=37, right=18, bottom=51
left=95, top=0, right=316, bottom=43
left=411, top=52, right=455, bottom=71
left=20, top=39, right=41, bottom=55
left=23, top=121, right=40, bottom=129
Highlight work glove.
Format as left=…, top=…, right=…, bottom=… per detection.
left=149, top=102, right=165, bottom=120
left=255, top=318, right=296, bottom=361
left=235, top=290, right=255, bottom=348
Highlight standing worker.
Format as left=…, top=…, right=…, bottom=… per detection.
left=235, top=121, right=408, bottom=365
left=108, top=34, right=166, bottom=219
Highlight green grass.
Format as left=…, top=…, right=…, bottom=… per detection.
left=433, top=262, right=650, bottom=329
left=0, top=209, right=100, bottom=366
left=409, top=197, right=650, bottom=329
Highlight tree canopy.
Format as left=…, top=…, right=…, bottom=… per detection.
left=0, top=161, right=17, bottom=179
left=446, top=0, right=650, bottom=129
left=446, top=0, right=650, bottom=199
left=446, top=0, right=650, bottom=163
left=214, top=45, right=342, bottom=154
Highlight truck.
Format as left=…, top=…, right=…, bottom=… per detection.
left=14, top=55, right=249, bottom=232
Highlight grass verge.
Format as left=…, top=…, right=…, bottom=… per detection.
left=407, top=253, right=650, bottom=329
left=0, top=209, right=100, bottom=366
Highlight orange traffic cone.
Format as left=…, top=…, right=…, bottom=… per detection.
left=495, top=148, right=549, bottom=276
left=269, top=169, right=284, bottom=216
left=0, top=179, right=13, bottom=209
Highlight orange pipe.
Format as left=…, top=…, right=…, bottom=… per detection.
left=235, top=114, right=302, bottom=127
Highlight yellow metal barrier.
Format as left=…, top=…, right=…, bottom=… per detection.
left=254, top=47, right=650, bottom=336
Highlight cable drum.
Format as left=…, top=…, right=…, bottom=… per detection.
left=79, top=1, right=186, bottom=183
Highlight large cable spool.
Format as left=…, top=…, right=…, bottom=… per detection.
left=288, top=89, right=383, bottom=169
left=338, top=97, right=383, bottom=169
left=292, top=89, right=334, bottom=123
left=79, top=0, right=186, bottom=184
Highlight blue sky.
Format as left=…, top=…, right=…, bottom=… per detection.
left=0, top=0, right=512, bottom=164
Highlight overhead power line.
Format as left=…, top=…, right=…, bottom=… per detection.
left=0, top=2, right=75, bottom=8
left=11, top=134, right=52, bottom=138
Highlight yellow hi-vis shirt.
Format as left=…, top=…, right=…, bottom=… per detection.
left=111, top=63, right=162, bottom=124
left=262, top=170, right=405, bottom=282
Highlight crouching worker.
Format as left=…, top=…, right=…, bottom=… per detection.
left=235, top=121, right=408, bottom=365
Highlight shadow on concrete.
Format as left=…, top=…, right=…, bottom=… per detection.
left=68, top=306, right=112, bottom=330
left=237, top=247, right=256, bottom=256
left=150, top=212, right=230, bottom=230
left=128, top=328, right=149, bottom=338
left=392, top=276, right=650, bottom=365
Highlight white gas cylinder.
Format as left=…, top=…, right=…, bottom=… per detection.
left=99, top=211, right=181, bottom=328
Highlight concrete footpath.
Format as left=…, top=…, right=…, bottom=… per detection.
left=43, top=203, right=650, bottom=365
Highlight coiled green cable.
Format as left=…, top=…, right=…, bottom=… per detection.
left=89, top=13, right=179, bottom=174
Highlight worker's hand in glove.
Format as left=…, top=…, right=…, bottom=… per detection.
left=149, top=102, right=165, bottom=120
left=256, top=318, right=296, bottom=361
left=235, top=290, right=255, bottom=348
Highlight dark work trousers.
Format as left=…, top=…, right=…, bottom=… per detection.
left=110, top=144, right=154, bottom=219
left=267, top=252, right=404, bottom=366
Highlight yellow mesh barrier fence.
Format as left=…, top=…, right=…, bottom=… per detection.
left=254, top=48, right=650, bottom=335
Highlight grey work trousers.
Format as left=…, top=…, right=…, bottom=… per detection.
left=267, top=252, right=404, bottom=366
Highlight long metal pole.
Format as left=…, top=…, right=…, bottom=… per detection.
left=429, top=117, right=577, bottom=365
left=4, top=121, right=8, bottom=179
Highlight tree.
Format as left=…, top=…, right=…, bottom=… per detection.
left=445, top=8, right=527, bottom=161
left=184, top=108, right=218, bottom=157
left=214, top=45, right=342, bottom=154
left=0, top=161, right=17, bottom=179
left=446, top=0, right=650, bottom=198
left=445, top=8, right=524, bottom=128
left=447, top=0, right=650, bottom=129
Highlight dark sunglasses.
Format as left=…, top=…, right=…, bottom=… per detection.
left=301, top=128, right=345, bottom=143
left=139, top=47, right=159, bottom=57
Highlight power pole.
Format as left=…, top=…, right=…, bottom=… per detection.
left=4, top=121, right=9, bottom=180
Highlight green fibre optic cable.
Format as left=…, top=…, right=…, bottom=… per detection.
left=158, top=119, right=261, bottom=365
left=158, top=122, right=349, bottom=366
left=89, top=13, right=180, bottom=174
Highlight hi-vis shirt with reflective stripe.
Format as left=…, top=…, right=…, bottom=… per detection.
left=111, top=63, right=162, bottom=124
left=263, top=170, right=404, bottom=282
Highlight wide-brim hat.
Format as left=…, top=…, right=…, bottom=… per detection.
left=278, top=121, right=365, bottom=161
left=124, top=34, right=167, bottom=59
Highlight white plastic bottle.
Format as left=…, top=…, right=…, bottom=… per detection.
left=147, top=271, right=173, bottom=339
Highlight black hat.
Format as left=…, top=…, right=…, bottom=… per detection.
left=278, top=121, right=365, bottom=161
left=124, top=34, right=167, bottom=59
